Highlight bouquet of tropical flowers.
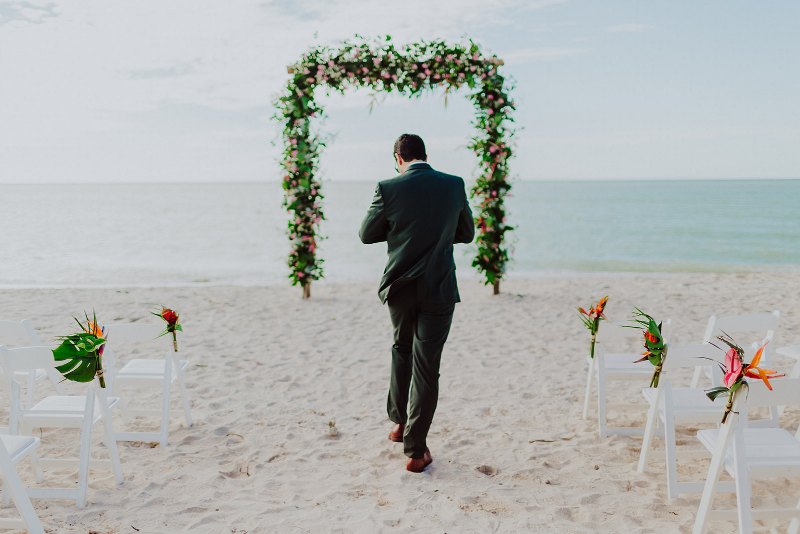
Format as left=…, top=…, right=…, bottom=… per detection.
left=704, top=334, right=783, bottom=423
left=628, top=309, right=667, bottom=387
left=153, top=306, right=182, bottom=352
left=578, top=296, right=609, bottom=359
left=52, top=311, right=108, bottom=388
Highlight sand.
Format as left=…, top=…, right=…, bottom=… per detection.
left=1, top=272, right=799, bottom=533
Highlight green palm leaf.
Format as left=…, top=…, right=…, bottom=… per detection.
left=52, top=332, right=105, bottom=384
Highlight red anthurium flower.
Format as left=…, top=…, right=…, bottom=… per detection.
left=161, top=308, right=179, bottom=326
left=643, top=331, right=659, bottom=344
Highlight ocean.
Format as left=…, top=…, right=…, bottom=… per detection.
left=2, top=180, right=799, bottom=287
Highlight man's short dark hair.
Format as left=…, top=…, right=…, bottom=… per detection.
left=393, top=134, right=427, bottom=161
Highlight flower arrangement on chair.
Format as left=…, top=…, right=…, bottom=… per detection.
left=578, top=296, right=609, bottom=359
left=52, top=311, right=108, bottom=388
left=153, top=306, right=182, bottom=352
left=628, top=309, right=667, bottom=388
left=704, top=334, right=783, bottom=423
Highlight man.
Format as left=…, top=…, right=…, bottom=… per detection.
left=359, top=133, right=475, bottom=473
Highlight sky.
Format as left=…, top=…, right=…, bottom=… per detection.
left=1, top=0, right=799, bottom=183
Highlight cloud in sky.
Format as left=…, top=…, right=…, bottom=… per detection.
left=605, top=23, right=652, bottom=33
left=502, top=46, right=589, bottom=64
left=1, top=1, right=799, bottom=182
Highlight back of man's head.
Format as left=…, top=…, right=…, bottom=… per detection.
left=393, top=134, right=427, bottom=162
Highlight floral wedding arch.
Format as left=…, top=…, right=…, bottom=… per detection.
left=275, top=36, right=515, bottom=299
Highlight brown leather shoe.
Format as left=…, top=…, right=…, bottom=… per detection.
left=405, top=449, right=433, bottom=473
left=388, top=423, right=404, bottom=443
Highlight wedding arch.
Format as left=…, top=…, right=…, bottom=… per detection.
left=275, top=36, right=515, bottom=299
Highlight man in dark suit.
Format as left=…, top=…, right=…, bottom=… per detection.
left=359, top=133, right=475, bottom=473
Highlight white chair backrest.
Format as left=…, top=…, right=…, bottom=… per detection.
left=737, top=377, right=800, bottom=411
left=0, top=320, right=41, bottom=346
left=0, top=346, right=58, bottom=374
left=105, top=323, right=165, bottom=345
left=662, top=342, right=726, bottom=373
left=703, top=311, right=780, bottom=345
left=597, top=319, right=672, bottom=349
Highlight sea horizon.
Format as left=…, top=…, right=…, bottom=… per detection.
left=5, top=179, right=800, bottom=288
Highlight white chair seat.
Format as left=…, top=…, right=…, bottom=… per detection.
left=117, top=358, right=189, bottom=381
left=23, top=395, right=120, bottom=427
left=698, top=427, right=800, bottom=478
left=0, top=435, right=39, bottom=464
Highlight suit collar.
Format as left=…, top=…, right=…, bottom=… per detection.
left=406, top=162, right=431, bottom=171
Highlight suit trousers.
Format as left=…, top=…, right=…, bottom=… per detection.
left=386, top=280, right=455, bottom=459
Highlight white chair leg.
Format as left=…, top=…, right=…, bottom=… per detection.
left=76, top=394, right=95, bottom=508
left=0, top=446, right=45, bottom=534
left=596, top=352, right=608, bottom=437
left=30, top=448, right=44, bottom=483
left=731, top=432, right=754, bottom=534
left=788, top=498, right=800, bottom=534
left=638, top=389, right=660, bottom=473
left=582, top=357, right=594, bottom=420
left=664, top=413, right=680, bottom=501
left=177, top=372, right=193, bottom=428
left=26, top=373, right=35, bottom=409
left=693, top=420, right=735, bottom=534
left=159, top=368, right=172, bottom=447
left=99, top=406, right=124, bottom=485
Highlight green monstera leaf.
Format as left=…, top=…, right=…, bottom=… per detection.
left=52, top=332, right=106, bottom=386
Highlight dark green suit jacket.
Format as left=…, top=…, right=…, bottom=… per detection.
left=359, top=162, right=475, bottom=304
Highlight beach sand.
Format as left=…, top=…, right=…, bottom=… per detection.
left=2, top=272, right=799, bottom=533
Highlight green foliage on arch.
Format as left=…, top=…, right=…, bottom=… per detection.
left=275, top=36, right=515, bottom=296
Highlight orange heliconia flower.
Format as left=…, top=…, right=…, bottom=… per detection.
left=84, top=321, right=105, bottom=340
left=595, top=296, right=608, bottom=315
left=743, top=343, right=784, bottom=390
left=580, top=297, right=609, bottom=320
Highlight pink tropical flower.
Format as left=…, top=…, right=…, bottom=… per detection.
left=723, top=348, right=743, bottom=388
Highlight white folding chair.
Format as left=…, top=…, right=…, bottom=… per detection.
left=691, top=311, right=780, bottom=388
left=0, top=434, right=44, bottom=533
left=777, top=345, right=800, bottom=379
left=0, top=346, right=123, bottom=508
left=585, top=320, right=670, bottom=437
left=694, top=378, right=800, bottom=534
left=104, top=323, right=193, bottom=447
left=0, top=320, right=64, bottom=407
left=637, top=342, right=738, bottom=500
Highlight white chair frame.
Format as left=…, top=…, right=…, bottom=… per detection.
left=637, top=342, right=738, bottom=500
left=584, top=321, right=670, bottom=438
left=0, top=345, right=123, bottom=508
left=105, top=323, right=193, bottom=447
left=0, top=434, right=45, bottom=533
left=0, top=320, right=64, bottom=407
left=693, top=378, right=800, bottom=534
left=691, top=311, right=780, bottom=388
